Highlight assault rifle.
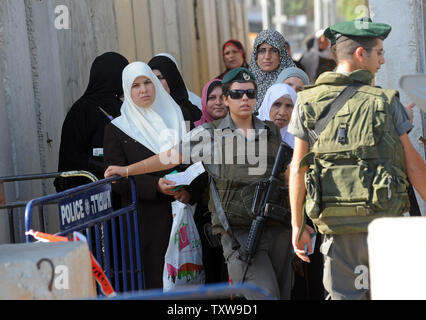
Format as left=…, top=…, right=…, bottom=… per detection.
left=241, top=141, right=293, bottom=282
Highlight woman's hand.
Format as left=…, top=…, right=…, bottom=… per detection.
left=105, top=165, right=127, bottom=178
left=157, top=178, right=177, bottom=196
left=174, top=188, right=191, bottom=204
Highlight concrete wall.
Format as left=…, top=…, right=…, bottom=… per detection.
left=369, top=0, right=426, bottom=215
left=0, top=0, right=121, bottom=243
left=113, top=0, right=250, bottom=96
left=0, top=0, right=249, bottom=244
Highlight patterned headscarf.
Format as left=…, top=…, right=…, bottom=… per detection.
left=249, top=29, right=295, bottom=111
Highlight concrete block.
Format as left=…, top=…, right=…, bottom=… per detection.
left=368, top=217, right=426, bottom=300
left=0, top=242, right=96, bottom=300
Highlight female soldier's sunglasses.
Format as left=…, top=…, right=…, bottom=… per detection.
left=228, top=89, right=257, bottom=100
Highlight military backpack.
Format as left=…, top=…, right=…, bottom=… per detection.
left=299, top=81, right=410, bottom=234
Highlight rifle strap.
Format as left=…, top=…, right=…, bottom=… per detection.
left=209, top=177, right=241, bottom=250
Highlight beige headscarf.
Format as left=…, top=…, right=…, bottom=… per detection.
left=112, top=62, right=186, bottom=154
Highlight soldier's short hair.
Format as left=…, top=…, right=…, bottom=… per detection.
left=334, top=36, right=379, bottom=63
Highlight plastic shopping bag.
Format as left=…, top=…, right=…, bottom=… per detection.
left=163, top=201, right=205, bottom=291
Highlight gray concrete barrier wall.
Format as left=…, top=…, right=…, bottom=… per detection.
left=0, top=0, right=250, bottom=243
left=0, top=0, right=119, bottom=243
left=370, top=0, right=426, bottom=215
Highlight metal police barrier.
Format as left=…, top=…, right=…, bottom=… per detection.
left=24, top=175, right=144, bottom=295
left=98, top=282, right=274, bottom=300
left=0, top=171, right=98, bottom=243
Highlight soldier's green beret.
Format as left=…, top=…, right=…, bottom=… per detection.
left=221, top=67, right=256, bottom=84
left=324, top=18, right=392, bottom=46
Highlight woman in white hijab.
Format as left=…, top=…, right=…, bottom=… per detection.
left=112, top=61, right=186, bottom=154
left=103, top=61, right=206, bottom=290
left=257, top=83, right=298, bottom=149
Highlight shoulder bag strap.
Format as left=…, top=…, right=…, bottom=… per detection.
left=308, top=83, right=364, bottom=143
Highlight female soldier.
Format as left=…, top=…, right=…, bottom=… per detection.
left=105, top=68, right=294, bottom=300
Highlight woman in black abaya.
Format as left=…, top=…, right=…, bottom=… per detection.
left=54, top=52, right=129, bottom=192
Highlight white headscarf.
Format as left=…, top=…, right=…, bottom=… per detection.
left=257, top=83, right=297, bottom=148
left=112, top=62, right=186, bottom=154
left=155, top=53, right=202, bottom=111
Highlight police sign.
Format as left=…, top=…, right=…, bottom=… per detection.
left=58, top=184, right=113, bottom=231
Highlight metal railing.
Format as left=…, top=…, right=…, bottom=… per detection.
left=0, top=171, right=98, bottom=243
left=24, top=175, right=144, bottom=294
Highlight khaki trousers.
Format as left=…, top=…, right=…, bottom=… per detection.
left=220, top=225, right=293, bottom=300
left=320, top=233, right=370, bottom=300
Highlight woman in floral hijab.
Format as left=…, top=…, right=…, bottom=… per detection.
left=249, top=29, right=295, bottom=111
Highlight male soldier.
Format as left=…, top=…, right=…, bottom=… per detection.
left=105, top=68, right=294, bottom=300
left=288, top=18, right=426, bottom=300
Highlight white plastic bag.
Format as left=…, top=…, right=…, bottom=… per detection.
left=163, top=201, right=205, bottom=291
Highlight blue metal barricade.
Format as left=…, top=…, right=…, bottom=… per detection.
left=0, top=170, right=98, bottom=243
left=99, top=282, right=275, bottom=300
left=24, top=175, right=144, bottom=295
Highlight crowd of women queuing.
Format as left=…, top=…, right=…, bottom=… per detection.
left=56, top=29, right=336, bottom=299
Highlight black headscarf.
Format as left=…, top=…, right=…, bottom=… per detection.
left=54, top=52, right=129, bottom=191
left=148, top=56, right=202, bottom=129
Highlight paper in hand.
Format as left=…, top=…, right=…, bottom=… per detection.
left=165, top=162, right=205, bottom=186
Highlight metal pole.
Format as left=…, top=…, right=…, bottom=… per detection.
left=8, top=208, right=15, bottom=243
left=261, top=0, right=270, bottom=30
left=314, top=0, right=323, bottom=31
left=274, top=0, right=285, bottom=34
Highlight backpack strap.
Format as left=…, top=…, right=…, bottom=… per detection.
left=308, top=83, right=364, bottom=144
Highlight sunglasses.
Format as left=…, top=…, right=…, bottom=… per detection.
left=228, top=89, right=257, bottom=100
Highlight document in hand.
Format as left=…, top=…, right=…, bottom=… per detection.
left=165, top=162, right=205, bottom=186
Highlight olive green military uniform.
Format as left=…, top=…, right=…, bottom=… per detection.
left=176, top=113, right=294, bottom=300
left=174, top=68, right=294, bottom=300
left=288, top=19, right=413, bottom=300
